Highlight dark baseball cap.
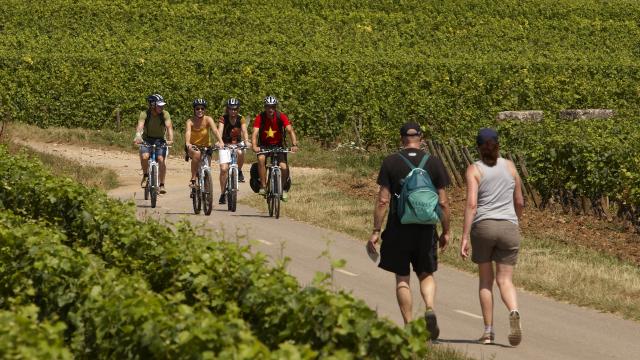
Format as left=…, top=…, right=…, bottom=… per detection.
left=400, top=122, right=423, bottom=136
left=476, top=128, right=499, bottom=145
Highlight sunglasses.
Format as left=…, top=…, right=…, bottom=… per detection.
left=195, top=107, right=205, bottom=111
left=228, top=107, right=239, bottom=111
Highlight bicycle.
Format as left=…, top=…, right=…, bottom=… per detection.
left=140, top=141, right=168, bottom=208
left=224, top=143, right=247, bottom=212
left=189, top=145, right=215, bottom=216
left=257, top=147, right=291, bottom=219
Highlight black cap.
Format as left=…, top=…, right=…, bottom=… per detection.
left=476, top=128, right=499, bottom=145
left=400, top=122, right=422, bottom=136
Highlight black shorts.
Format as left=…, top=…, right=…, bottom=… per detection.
left=378, top=223, right=438, bottom=277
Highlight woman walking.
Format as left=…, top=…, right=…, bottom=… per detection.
left=460, top=128, right=524, bottom=346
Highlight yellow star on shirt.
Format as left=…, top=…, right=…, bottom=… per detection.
left=265, top=127, right=277, bottom=138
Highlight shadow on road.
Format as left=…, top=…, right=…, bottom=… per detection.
left=437, top=339, right=512, bottom=348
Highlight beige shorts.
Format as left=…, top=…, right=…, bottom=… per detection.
left=470, top=219, right=520, bottom=265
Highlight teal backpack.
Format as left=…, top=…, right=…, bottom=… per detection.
left=396, top=153, right=441, bottom=225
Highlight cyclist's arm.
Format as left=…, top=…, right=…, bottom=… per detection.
left=210, top=117, right=224, bottom=147
left=241, top=117, right=250, bottom=144
left=134, top=112, right=146, bottom=143
left=286, top=124, right=298, bottom=149
left=185, top=120, right=192, bottom=148
left=252, top=125, right=260, bottom=153
left=162, top=111, right=174, bottom=144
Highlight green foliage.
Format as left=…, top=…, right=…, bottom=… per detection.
left=0, top=305, right=72, bottom=360
left=2, top=0, right=640, bottom=147
left=0, top=145, right=432, bottom=358
left=0, top=210, right=277, bottom=359
left=497, top=117, right=640, bottom=206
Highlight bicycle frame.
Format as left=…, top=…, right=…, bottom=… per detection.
left=190, top=145, right=214, bottom=215
left=140, top=141, right=167, bottom=208
left=257, top=147, right=290, bottom=218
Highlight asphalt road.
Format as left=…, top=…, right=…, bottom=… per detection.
left=35, top=142, right=640, bottom=360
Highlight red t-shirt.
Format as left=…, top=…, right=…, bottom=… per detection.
left=253, top=112, right=291, bottom=146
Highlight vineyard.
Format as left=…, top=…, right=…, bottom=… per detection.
left=2, top=0, right=640, bottom=141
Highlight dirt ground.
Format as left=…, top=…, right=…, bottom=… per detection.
left=335, top=173, right=640, bottom=266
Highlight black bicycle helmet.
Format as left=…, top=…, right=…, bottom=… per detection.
left=193, top=98, right=207, bottom=108
left=226, top=98, right=240, bottom=108
left=263, top=96, right=278, bottom=106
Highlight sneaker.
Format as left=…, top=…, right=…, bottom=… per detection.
left=159, top=184, right=166, bottom=194
left=508, top=310, right=522, bottom=346
left=281, top=191, right=289, bottom=202
left=425, top=309, right=440, bottom=341
left=478, top=331, right=495, bottom=345
left=238, top=170, right=245, bottom=183
left=258, top=188, right=266, bottom=197
left=218, top=193, right=226, bottom=204
left=140, top=174, right=149, bottom=188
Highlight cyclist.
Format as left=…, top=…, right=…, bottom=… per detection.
left=185, top=98, right=224, bottom=189
left=251, top=96, right=299, bottom=201
left=217, top=98, right=250, bottom=204
left=133, top=94, right=174, bottom=194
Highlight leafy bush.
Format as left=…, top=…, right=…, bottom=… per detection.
left=0, top=145, right=430, bottom=358
left=0, top=305, right=72, bottom=360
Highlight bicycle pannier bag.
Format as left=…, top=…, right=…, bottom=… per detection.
left=249, top=162, right=260, bottom=193
left=396, top=153, right=440, bottom=225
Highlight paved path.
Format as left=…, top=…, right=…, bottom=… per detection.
left=31, top=142, right=640, bottom=360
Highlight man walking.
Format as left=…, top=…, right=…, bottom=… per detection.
left=367, top=122, right=451, bottom=340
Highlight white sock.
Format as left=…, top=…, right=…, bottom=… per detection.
left=484, top=325, right=493, bottom=333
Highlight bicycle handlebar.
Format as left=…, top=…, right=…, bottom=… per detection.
left=256, top=147, right=292, bottom=156
left=140, top=142, right=170, bottom=149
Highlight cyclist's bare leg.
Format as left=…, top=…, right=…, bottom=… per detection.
left=279, top=160, right=289, bottom=189
left=140, top=153, right=150, bottom=174
left=220, top=163, right=229, bottom=193
left=158, top=156, right=166, bottom=184
left=257, top=154, right=267, bottom=189
left=237, top=150, right=245, bottom=171
left=188, top=148, right=201, bottom=181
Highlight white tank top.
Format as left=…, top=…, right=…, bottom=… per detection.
left=473, top=158, right=518, bottom=225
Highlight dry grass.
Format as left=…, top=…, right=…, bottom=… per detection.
left=5, top=122, right=186, bottom=153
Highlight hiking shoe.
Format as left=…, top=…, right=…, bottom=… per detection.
left=238, top=170, right=245, bottom=183
left=281, top=191, right=289, bottom=202
left=159, top=184, right=166, bottom=194
left=219, top=193, right=226, bottom=204
left=478, top=331, right=495, bottom=345
left=141, top=174, right=149, bottom=188
left=258, top=188, right=266, bottom=197
left=508, top=310, right=522, bottom=346
left=425, top=309, right=440, bottom=340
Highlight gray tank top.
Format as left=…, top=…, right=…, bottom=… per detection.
left=473, top=158, right=518, bottom=225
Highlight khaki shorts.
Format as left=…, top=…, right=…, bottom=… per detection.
left=470, top=219, right=520, bottom=265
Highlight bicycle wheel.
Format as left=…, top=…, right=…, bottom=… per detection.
left=267, top=168, right=274, bottom=217
left=144, top=184, right=149, bottom=200
left=273, top=171, right=281, bottom=219
left=203, top=169, right=213, bottom=216
left=191, top=184, right=200, bottom=215
left=228, top=168, right=237, bottom=212
left=150, top=165, right=158, bottom=208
